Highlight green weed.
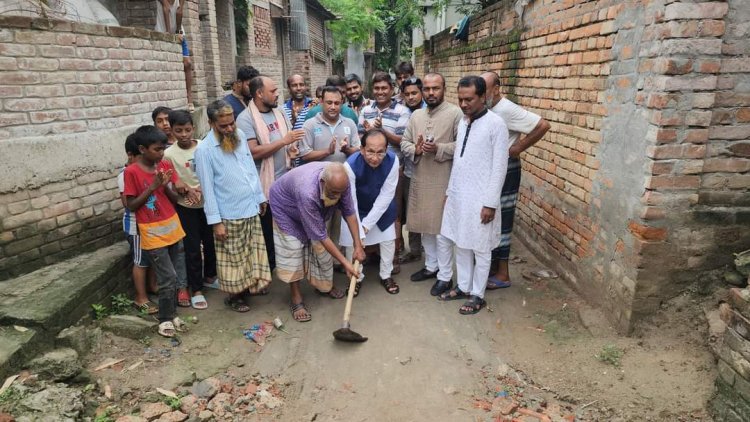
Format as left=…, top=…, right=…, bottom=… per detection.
left=110, top=293, right=133, bottom=315
left=91, top=303, right=109, bottom=320
left=596, top=344, right=624, bottom=367
left=163, top=395, right=183, bottom=411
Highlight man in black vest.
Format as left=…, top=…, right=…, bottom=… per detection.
left=339, top=129, right=401, bottom=297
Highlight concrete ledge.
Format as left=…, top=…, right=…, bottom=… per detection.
left=0, top=242, right=130, bottom=332
left=0, top=327, right=39, bottom=379
left=0, top=242, right=129, bottom=377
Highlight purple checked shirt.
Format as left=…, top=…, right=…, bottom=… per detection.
left=269, top=162, right=356, bottom=242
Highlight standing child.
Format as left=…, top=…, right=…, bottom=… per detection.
left=118, top=134, right=159, bottom=314
left=123, top=125, right=187, bottom=337
left=164, top=110, right=217, bottom=310
left=152, top=106, right=175, bottom=146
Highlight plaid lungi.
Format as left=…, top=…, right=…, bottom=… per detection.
left=492, top=157, right=522, bottom=262
left=214, top=216, right=272, bottom=294
left=274, top=223, right=334, bottom=292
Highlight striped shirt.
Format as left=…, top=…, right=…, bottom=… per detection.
left=194, top=128, right=266, bottom=225
left=358, top=100, right=410, bottom=161
left=282, top=97, right=313, bottom=130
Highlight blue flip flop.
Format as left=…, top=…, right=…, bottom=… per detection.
left=486, top=276, right=512, bottom=290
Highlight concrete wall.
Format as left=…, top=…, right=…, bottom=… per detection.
left=416, top=0, right=750, bottom=331
left=0, top=15, right=187, bottom=280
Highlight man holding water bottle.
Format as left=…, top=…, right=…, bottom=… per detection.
left=400, top=73, right=464, bottom=297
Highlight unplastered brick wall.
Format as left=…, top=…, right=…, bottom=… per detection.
left=0, top=15, right=187, bottom=280
left=215, top=0, right=236, bottom=85
left=253, top=4, right=273, bottom=53
left=239, top=3, right=284, bottom=99
left=416, top=0, right=750, bottom=331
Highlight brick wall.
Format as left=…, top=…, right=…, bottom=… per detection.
left=199, top=0, right=224, bottom=101
left=239, top=2, right=284, bottom=98
left=0, top=15, right=186, bottom=280
left=253, top=4, right=273, bottom=53
left=215, top=0, right=236, bottom=86
left=416, top=0, right=750, bottom=331
left=113, top=0, right=209, bottom=106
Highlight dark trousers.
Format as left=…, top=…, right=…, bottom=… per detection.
left=146, top=241, right=186, bottom=322
left=176, top=205, right=217, bottom=293
left=260, top=205, right=276, bottom=271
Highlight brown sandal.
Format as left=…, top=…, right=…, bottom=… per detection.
left=380, top=277, right=399, bottom=294
left=290, top=302, right=311, bottom=322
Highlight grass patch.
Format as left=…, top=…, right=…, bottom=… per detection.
left=596, top=344, right=624, bottom=367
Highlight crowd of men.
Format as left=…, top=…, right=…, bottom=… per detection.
left=120, top=61, right=550, bottom=337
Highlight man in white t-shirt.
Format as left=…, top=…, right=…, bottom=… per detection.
left=481, top=71, right=551, bottom=290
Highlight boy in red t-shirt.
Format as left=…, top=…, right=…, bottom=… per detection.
left=123, top=125, right=187, bottom=337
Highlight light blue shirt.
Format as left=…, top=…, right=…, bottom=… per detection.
left=195, top=128, right=266, bottom=225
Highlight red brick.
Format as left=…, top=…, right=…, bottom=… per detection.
left=647, top=144, right=705, bottom=160
left=628, top=220, right=668, bottom=242
left=640, top=207, right=666, bottom=221
left=737, top=108, right=750, bottom=123
left=645, top=175, right=700, bottom=190
left=697, top=59, right=721, bottom=74
left=684, top=129, right=709, bottom=144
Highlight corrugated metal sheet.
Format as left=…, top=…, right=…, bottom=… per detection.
left=289, top=0, right=310, bottom=50
left=308, top=7, right=326, bottom=61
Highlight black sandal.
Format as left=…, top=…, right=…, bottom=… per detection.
left=224, top=295, right=250, bottom=313
left=438, top=287, right=467, bottom=301
left=290, top=302, right=311, bottom=322
left=380, top=277, right=399, bottom=294
left=459, top=296, right=486, bottom=315
left=348, top=281, right=363, bottom=298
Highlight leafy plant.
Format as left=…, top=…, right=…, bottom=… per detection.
left=234, top=0, right=252, bottom=55
left=94, top=408, right=115, bottom=422
left=0, top=386, right=24, bottom=404
left=163, top=395, right=182, bottom=411
left=596, top=344, right=624, bottom=367
left=91, top=303, right=109, bottom=320
left=110, top=293, right=133, bottom=315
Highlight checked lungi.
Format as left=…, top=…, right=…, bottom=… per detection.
left=491, top=157, right=522, bottom=262
left=274, top=223, right=334, bottom=293
left=215, top=216, right=272, bottom=294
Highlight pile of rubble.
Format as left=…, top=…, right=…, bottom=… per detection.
left=0, top=371, right=285, bottom=421
left=710, top=250, right=750, bottom=422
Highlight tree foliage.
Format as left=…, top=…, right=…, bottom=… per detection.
left=320, top=0, right=501, bottom=71
left=318, top=0, right=384, bottom=53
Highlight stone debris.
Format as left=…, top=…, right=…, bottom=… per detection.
left=140, top=402, right=171, bottom=420
left=13, top=383, right=84, bottom=421
left=27, top=348, right=81, bottom=381
left=711, top=287, right=750, bottom=422
left=155, top=410, right=188, bottom=422
left=100, top=315, right=158, bottom=340
left=115, top=416, right=147, bottom=422
left=190, top=377, right=220, bottom=400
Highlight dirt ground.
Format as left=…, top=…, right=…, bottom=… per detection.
left=83, top=240, right=718, bottom=421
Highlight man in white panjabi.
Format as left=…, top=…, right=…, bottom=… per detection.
left=438, top=76, right=509, bottom=315
left=340, top=129, right=401, bottom=297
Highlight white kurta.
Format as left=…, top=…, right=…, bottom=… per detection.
left=339, top=156, right=400, bottom=247
left=441, top=110, right=509, bottom=252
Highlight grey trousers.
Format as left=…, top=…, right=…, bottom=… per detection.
left=146, top=241, right=187, bottom=323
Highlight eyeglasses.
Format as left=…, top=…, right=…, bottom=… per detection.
left=364, top=150, right=386, bottom=158
left=405, top=77, right=422, bottom=84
